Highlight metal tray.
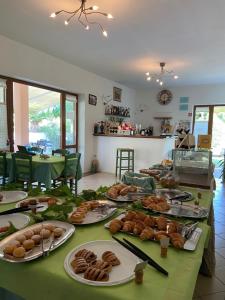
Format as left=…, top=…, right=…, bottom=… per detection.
left=0, top=220, right=75, bottom=263
left=155, top=189, right=194, bottom=202
left=104, top=214, right=202, bottom=251
left=105, top=191, right=153, bottom=202
left=69, top=200, right=117, bottom=225
left=0, top=191, right=28, bottom=204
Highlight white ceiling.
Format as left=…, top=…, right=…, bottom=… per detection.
left=1, top=0, right=225, bottom=89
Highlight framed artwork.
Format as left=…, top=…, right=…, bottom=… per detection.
left=113, top=87, right=122, bottom=102
left=88, top=94, right=97, bottom=106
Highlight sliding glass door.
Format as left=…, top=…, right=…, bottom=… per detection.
left=0, top=79, right=8, bottom=150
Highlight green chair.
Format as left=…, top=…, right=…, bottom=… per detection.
left=52, top=149, right=70, bottom=156
left=54, top=153, right=81, bottom=195
left=12, top=153, right=33, bottom=190
left=116, top=148, right=134, bottom=179
left=0, top=152, right=8, bottom=185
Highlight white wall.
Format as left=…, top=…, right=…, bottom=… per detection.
left=135, top=84, right=225, bottom=135
left=0, top=34, right=136, bottom=172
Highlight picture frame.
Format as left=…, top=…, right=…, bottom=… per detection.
left=113, top=87, right=122, bottom=102
left=88, top=94, right=97, bottom=106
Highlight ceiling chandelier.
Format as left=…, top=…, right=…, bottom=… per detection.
left=145, top=62, right=179, bottom=86
left=50, top=0, right=113, bottom=37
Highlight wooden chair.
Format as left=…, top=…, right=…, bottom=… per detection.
left=12, top=153, right=34, bottom=190
left=0, top=152, right=8, bottom=185
left=54, top=153, right=81, bottom=195
left=52, top=149, right=70, bottom=156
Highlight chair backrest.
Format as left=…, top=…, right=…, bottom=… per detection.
left=30, top=147, right=43, bottom=154
left=12, top=153, right=33, bottom=182
left=64, top=152, right=81, bottom=178
left=0, top=152, right=7, bottom=177
left=52, top=149, right=70, bottom=156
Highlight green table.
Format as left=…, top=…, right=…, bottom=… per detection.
left=0, top=188, right=214, bottom=300
left=6, top=154, right=82, bottom=189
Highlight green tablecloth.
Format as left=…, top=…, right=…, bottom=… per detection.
left=0, top=188, right=213, bottom=300
left=6, top=154, right=82, bottom=189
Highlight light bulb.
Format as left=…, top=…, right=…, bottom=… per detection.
left=107, top=14, right=113, bottom=19
left=64, top=20, right=69, bottom=26
left=147, top=77, right=151, bottom=81
left=50, top=12, right=56, bottom=18
left=174, top=75, right=179, bottom=79
left=92, top=5, right=99, bottom=11
left=156, top=79, right=160, bottom=83
left=160, top=81, right=163, bottom=86
left=85, top=25, right=90, bottom=30
left=146, top=72, right=150, bottom=76
left=102, top=30, right=108, bottom=37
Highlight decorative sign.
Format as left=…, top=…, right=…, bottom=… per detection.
left=179, top=97, right=189, bottom=111
left=89, top=94, right=97, bottom=106
left=113, top=87, right=122, bottom=102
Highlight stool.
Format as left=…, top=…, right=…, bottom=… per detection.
left=116, top=148, right=134, bottom=179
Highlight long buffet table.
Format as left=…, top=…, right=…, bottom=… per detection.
left=0, top=187, right=215, bottom=300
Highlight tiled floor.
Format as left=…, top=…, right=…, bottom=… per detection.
left=78, top=173, right=225, bottom=300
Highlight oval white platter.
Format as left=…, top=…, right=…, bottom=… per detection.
left=69, top=200, right=117, bottom=225
left=0, top=191, right=28, bottom=204
left=64, top=240, right=140, bottom=286
left=0, top=220, right=75, bottom=263
left=15, top=197, right=63, bottom=212
left=0, top=213, right=30, bottom=230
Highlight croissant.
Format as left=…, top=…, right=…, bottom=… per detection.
left=169, top=233, right=182, bottom=240
left=122, top=221, right=135, bottom=233
left=75, top=249, right=97, bottom=263
left=140, top=227, right=154, bottom=240
left=154, top=231, right=169, bottom=241
left=143, top=215, right=155, bottom=227
left=155, top=216, right=167, bottom=230
left=89, top=201, right=100, bottom=209
left=171, top=238, right=184, bottom=249
left=135, top=211, right=146, bottom=221
left=107, top=188, right=119, bottom=199
left=76, top=206, right=89, bottom=214
left=90, top=260, right=112, bottom=273
left=115, top=184, right=127, bottom=192
left=167, top=222, right=178, bottom=234
left=133, top=221, right=145, bottom=235
left=109, top=219, right=123, bottom=234
left=128, top=185, right=137, bottom=193
left=84, top=267, right=109, bottom=281
left=123, top=211, right=137, bottom=221
left=119, top=186, right=131, bottom=196
left=71, top=257, right=89, bottom=274
left=102, top=251, right=120, bottom=266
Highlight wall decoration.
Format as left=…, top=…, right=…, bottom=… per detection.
left=157, top=90, right=173, bottom=105
left=180, top=97, right=189, bottom=104
left=179, top=104, right=189, bottom=111
left=89, top=94, right=97, bottom=106
left=113, top=87, right=122, bottom=102
left=179, top=97, right=189, bottom=111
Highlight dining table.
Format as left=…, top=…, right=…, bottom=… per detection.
left=0, top=186, right=215, bottom=300
left=6, top=153, right=82, bottom=189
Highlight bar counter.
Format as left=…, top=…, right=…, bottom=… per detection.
left=93, top=134, right=175, bottom=173
left=93, top=134, right=168, bottom=139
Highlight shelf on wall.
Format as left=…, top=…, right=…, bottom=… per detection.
left=154, top=117, right=172, bottom=120
left=105, top=113, right=130, bottom=118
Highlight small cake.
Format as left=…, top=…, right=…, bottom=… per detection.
left=10, top=240, right=21, bottom=248
left=16, top=234, right=26, bottom=244
left=40, top=229, right=51, bottom=239
left=23, top=239, right=35, bottom=251
left=24, top=230, right=34, bottom=239
left=43, top=224, right=56, bottom=232
left=53, top=227, right=64, bottom=238
left=13, top=246, right=26, bottom=258
left=33, top=225, right=42, bottom=235
left=3, top=244, right=16, bottom=255
left=31, top=234, right=41, bottom=245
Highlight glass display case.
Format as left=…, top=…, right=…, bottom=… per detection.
left=173, top=149, right=213, bottom=188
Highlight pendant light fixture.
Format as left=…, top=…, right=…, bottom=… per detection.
left=145, top=62, right=179, bottom=86
left=50, top=0, right=113, bottom=37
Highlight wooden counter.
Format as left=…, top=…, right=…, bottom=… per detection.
left=93, top=134, right=167, bottom=139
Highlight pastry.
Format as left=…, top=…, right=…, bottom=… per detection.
left=128, top=186, right=137, bottom=193
left=102, top=251, right=120, bottom=266
left=23, top=239, right=35, bottom=250
left=31, top=234, right=41, bottom=245
left=122, top=221, right=135, bottom=233
left=84, top=267, right=109, bottom=281
left=154, top=231, right=169, bottom=241
left=16, top=234, right=26, bottom=243
left=13, top=246, right=26, bottom=258
left=169, top=233, right=185, bottom=249
left=135, top=211, right=147, bottom=221
left=107, top=187, right=119, bottom=199
left=10, top=240, right=21, bottom=248
left=109, top=219, right=123, bottom=234
left=53, top=227, right=64, bottom=238
left=140, top=227, right=154, bottom=240
left=75, top=249, right=97, bottom=263
left=155, top=216, right=167, bottom=230
left=119, top=186, right=131, bottom=196
left=69, top=213, right=85, bottom=224
left=3, top=244, right=16, bottom=255
left=89, top=201, right=100, bottom=209
left=143, top=215, right=155, bottom=227
left=40, top=229, right=51, bottom=239
left=43, top=224, right=56, bottom=232
left=167, top=222, right=178, bottom=234
left=123, top=210, right=137, bottom=221
left=90, top=260, right=112, bottom=273
left=24, top=230, right=34, bottom=239
left=33, top=225, right=42, bottom=235
left=47, top=198, right=57, bottom=206
left=71, top=257, right=89, bottom=274
left=133, top=221, right=145, bottom=235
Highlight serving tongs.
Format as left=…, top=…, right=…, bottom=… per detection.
left=181, top=222, right=199, bottom=239
left=0, top=206, right=44, bottom=216
left=112, top=236, right=168, bottom=276
left=127, top=191, right=153, bottom=200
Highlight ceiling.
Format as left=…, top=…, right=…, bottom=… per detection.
left=1, top=0, right=225, bottom=89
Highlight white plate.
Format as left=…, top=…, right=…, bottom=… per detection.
left=0, top=221, right=75, bottom=263
left=0, top=213, right=30, bottom=230
left=64, top=240, right=140, bottom=286
left=15, top=197, right=62, bottom=212
left=0, top=191, right=28, bottom=204
left=69, top=200, right=117, bottom=225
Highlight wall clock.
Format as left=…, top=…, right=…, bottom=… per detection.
left=157, top=90, right=173, bottom=105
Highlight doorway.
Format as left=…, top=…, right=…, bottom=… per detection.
left=193, top=105, right=225, bottom=178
